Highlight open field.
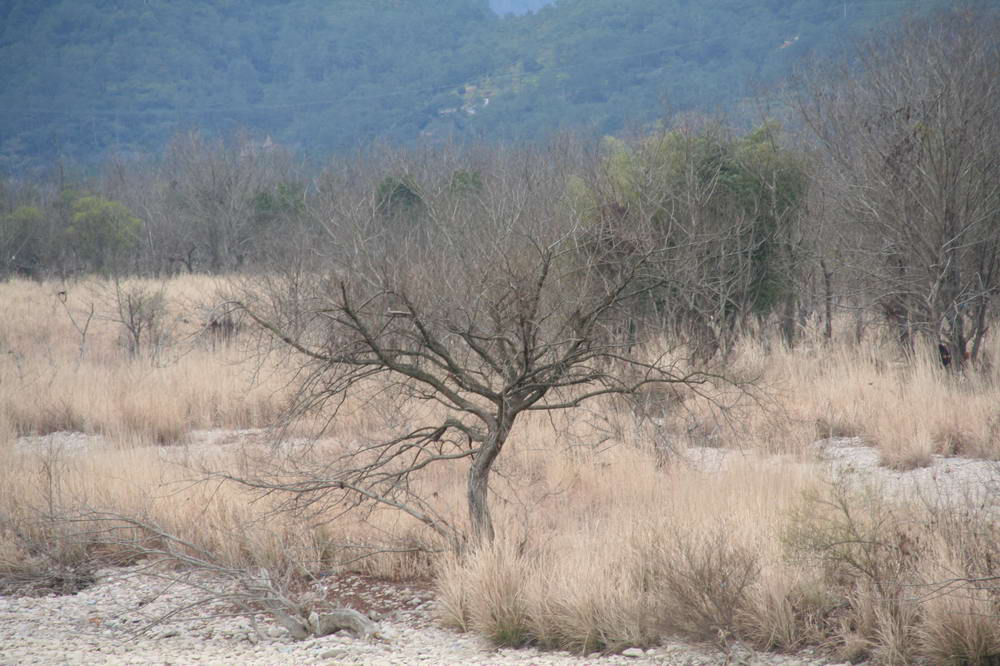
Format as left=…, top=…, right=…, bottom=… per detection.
left=2, top=275, right=999, bottom=664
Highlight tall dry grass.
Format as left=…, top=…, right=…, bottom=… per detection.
left=752, top=330, right=1000, bottom=467
left=0, top=276, right=289, bottom=445
left=1, top=277, right=998, bottom=663
left=437, top=448, right=825, bottom=653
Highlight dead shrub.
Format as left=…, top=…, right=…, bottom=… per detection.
left=785, top=481, right=919, bottom=594
left=103, top=281, right=171, bottom=360
left=783, top=476, right=1000, bottom=664
left=739, top=573, right=833, bottom=652
left=0, top=507, right=103, bottom=596
left=815, top=413, right=864, bottom=440
left=657, top=525, right=760, bottom=640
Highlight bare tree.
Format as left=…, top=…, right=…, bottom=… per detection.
left=229, top=143, right=730, bottom=545
left=160, top=132, right=302, bottom=273
left=796, top=8, right=1000, bottom=367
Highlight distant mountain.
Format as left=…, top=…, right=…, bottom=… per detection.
left=490, top=0, right=554, bottom=15
left=0, top=0, right=946, bottom=169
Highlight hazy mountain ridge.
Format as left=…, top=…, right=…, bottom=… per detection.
left=490, top=0, right=553, bottom=15
left=0, top=0, right=940, bottom=169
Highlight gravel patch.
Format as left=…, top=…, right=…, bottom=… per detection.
left=13, top=431, right=109, bottom=456
left=0, top=566, right=835, bottom=665
left=814, top=436, right=1000, bottom=506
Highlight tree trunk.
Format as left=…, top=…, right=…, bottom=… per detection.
left=969, top=247, right=998, bottom=363
left=467, top=459, right=494, bottom=545
left=943, top=207, right=965, bottom=371
left=466, top=414, right=514, bottom=544
left=780, top=291, right=796, bottom=348
left=821, top=259, right=834, bottom=341
left=969, top=294, right=991, bottom=363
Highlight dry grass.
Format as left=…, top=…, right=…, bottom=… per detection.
left=0, top=276, right=289, bottom=445
left=437, top=445, right=825, bottom=653
left=1, top=277, right=999, bottom=663
left=745, top=332, right=1000, bottom=465
left=0, top=438, right=444, bottom=586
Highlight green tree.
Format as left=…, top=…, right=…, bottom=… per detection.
left=252, top=181, right=306, bottom=229
left=0, top=205, right=46, bottom=276
left=448, top=169, right=484, bottom=196
left=375, top=174, right=425, bottom=221
left=576, top=122, right=806, bottom=357
left=66, top=195, right=142, bottom=271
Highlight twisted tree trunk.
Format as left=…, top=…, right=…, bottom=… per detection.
left=467, top=412, right=514, bottom=544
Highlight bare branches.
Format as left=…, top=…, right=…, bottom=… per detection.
left=232, top=140, right=743, bottom=545
left=794, top=8, right=1000, bottom=364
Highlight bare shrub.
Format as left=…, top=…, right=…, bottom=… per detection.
left=656, top=525, right=760, bottom=640
left=786, top=480, right=920, bottom=597
left=0, top=524, right=99, bottom=597
left=784, top=474, right=1000, bottom=664
left=0, top=445, right=107, bottom=595
left=101, top=280, right=170, bottom=360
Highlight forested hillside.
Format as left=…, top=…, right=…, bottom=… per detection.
left=0, top=0, right=943, bottom=169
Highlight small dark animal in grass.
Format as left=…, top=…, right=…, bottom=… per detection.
left=938, top=342, right=971, bottom=369
left=939, top=343, right=953, bottom=368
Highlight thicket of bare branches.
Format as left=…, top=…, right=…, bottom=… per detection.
left=213, top=7, right=1000, bottom=551
left=796, top=7, right=1000, bottom=367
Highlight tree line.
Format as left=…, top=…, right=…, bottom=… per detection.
left=1, top=7, right=997, bottom=374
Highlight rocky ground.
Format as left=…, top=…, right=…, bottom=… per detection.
left=0, top=563, right=835, bottom=666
